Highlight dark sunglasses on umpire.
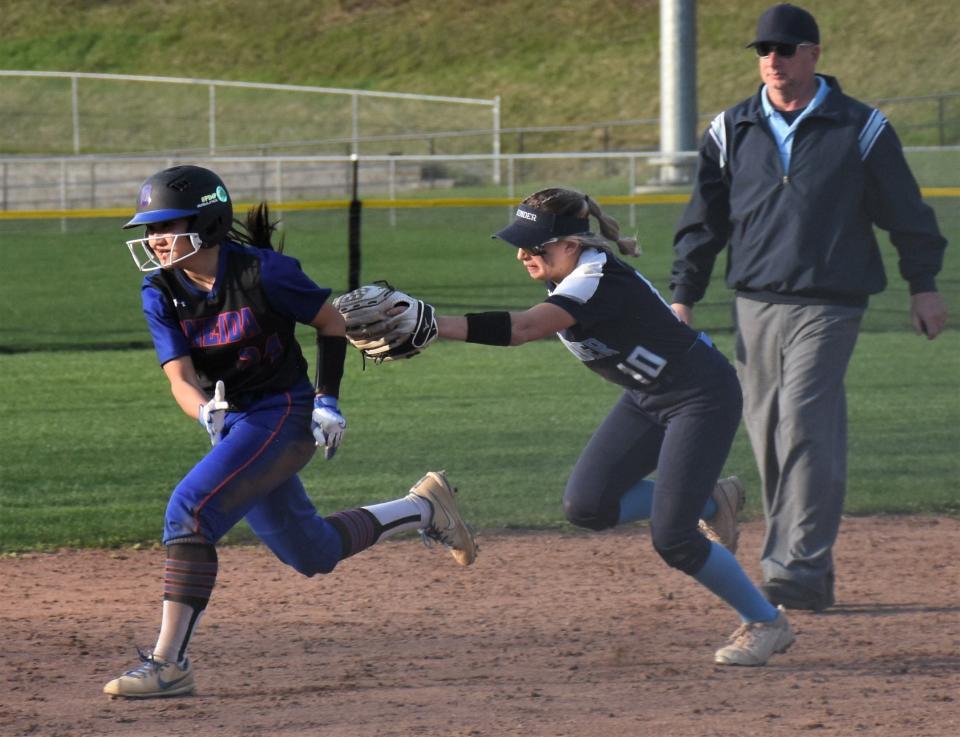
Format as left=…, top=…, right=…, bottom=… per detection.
left=754, top=42, right=813, bottom=58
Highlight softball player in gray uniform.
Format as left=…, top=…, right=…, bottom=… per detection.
left=433, top=188, right=796, bottom=665
left=103, top=165, right=476, bottom=699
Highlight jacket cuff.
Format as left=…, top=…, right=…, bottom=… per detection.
left=909, top=276, right=937, bottom=295
left=671, top=287, right=698, bottom=306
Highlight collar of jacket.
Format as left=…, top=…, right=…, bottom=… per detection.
left=733, top=74, right=845, bottom=128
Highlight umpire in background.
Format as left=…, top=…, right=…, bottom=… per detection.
left=669, top=3, right=948, bottom=612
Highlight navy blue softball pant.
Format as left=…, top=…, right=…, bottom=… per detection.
left=563, top=340, right=743, bottom=575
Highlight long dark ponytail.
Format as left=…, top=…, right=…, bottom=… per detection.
left=227, top=201, right=285, bottom=253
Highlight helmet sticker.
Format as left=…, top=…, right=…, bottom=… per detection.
left=138, top=184, right=152, bottom=208
left=198, top=187, right=229, bottom=208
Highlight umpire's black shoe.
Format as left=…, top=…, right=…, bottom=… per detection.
left=762, top=577, right=835, bottom=612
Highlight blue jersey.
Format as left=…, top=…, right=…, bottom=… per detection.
left=545, top=249, right=701, bottom=390
left=141, top=241, right=330, bottom=401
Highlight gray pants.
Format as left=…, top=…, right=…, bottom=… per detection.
left=734, top=298, right=864, bottom=596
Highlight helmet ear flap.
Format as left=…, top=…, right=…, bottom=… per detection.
left=201, top=211, right=231, bottom=247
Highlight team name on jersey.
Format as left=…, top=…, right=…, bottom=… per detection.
left=557, top=335, right=619, bottom=362
left=180, top=307, right=261, bottom=348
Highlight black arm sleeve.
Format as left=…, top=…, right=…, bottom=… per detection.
left=314, top=335, right=348, bottom=397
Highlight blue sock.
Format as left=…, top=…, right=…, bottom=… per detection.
left=618, top=479, right=717, bottom=524
left=693, top=542, right=778, bottom=623
left=617, top=480, right=655, bottom=524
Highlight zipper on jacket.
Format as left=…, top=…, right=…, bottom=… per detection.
left=782, top=175, right=790, bottom=185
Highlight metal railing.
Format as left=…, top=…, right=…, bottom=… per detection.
left=0, top=70, right=502, bottom=179
left=2, top=149, right=957, bottom=233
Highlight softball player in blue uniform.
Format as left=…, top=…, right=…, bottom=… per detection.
left=431, top=188, right=796, bottom=665
left=104, top=165, right=476, bottom=699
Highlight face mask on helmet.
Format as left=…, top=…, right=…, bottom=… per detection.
left=126, top=230, right=205, bottom=272
left=122, top=165, right=233, bottom=270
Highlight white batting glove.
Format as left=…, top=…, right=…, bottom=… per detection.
left=312, top=395, right=346, bottom=460
left=198, top=380, right=229, bottom=446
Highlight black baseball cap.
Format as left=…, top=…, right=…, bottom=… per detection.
left=747, top=3, right=820, bottom=47
left=492, top=205, right=589, bottom=250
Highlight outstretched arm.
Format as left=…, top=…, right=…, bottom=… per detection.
left=437, top=302, right=575, bottom=346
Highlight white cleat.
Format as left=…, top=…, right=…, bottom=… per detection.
left=103, top=649, right=195, bottom=698
left=714, top=606, right=796, bottom=666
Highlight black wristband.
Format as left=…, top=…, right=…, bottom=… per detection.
left=314, top=335, right=348, bottom=396
left=465, top=312, right=512, bottom=346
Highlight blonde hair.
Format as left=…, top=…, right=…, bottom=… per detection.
left=520, top=188, right=639, bottom=257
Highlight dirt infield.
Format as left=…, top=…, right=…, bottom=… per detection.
left=2, top=516, right=959, bottom=737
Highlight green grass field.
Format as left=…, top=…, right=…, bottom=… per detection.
left=1, top=201, right=957, bottom=553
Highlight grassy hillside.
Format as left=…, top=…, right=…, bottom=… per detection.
left=2, top=0, right=958, bottom=135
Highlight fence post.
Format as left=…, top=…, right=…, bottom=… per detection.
left=60, top=159, right=68, bottom=233
left=351, top=94, right=360, bottom=157
left=517, top=133, right=525, bottom=182
left=388, top=157, right=397, bottom=227
left=274, top=159, right=283, bottom=207
left=209, top=84, right=217, bottom=155
left=492, top=95, right=501, bottom=186
left=258, top=148, right=268, bottom=201
left=938, top=96, right=945, bottom=147
left=71, top=76, right=81, bottom=154
left=603, top=126, right=612, bottom=176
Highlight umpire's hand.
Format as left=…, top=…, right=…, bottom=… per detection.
left=911, top=291, right=948, bottom=339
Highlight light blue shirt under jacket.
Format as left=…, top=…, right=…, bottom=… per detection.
left=761, top=75, right=831, bottom=173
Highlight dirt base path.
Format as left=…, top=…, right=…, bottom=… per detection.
left=2, top=516, right=959, bottom=737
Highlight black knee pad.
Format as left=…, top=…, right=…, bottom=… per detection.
left=651, top=532, right=711, bottom=575
left=164, top=542, right=219, bottom=609
left=166, top=541, right=218, bottom=563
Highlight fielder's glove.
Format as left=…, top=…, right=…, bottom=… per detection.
left=332, top=281, right=438, bottom=362
left=198, top=380, right=229, bottom=446
left=312, top=395, right=346, bottom=460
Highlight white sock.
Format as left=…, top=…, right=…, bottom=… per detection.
left=362, top=494, right=431, bottom=540
left=154, top=600, right=203, bottom=664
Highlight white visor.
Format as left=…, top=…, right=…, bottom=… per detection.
left=126, top=232, right=204, bottom=272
